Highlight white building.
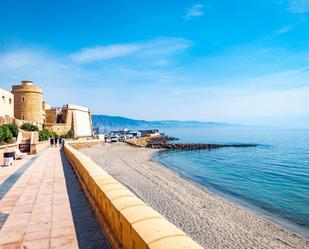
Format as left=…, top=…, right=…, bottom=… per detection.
left=67, top=104, right=93, bottom=138
left=0, top=88, right=14, bottom=118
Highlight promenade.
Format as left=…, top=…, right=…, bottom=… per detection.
left=0, top=147, right=110, bottom=249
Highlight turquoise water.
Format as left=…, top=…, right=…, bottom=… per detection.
left=153, top=128, right=309, bottom=237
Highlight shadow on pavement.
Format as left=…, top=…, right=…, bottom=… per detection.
left=60, top=149, right=111, bottom=249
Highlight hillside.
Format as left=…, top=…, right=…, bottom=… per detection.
left=92, top=114, right=241, bottom=130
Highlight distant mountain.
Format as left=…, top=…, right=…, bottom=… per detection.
left=92, top=114, right=241, bottom=131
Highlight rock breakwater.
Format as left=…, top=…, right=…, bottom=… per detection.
left=147, top=136, right=257, bottom=150
left=126, top=136, right=257, bottom=150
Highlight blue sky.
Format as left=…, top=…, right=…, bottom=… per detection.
left=0, top=0, right=309, bottom=127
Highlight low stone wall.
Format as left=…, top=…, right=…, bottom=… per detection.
left=14, top=118, right=43, bottom=130
left=0, top=143, right=19, bottom=166
left=64, top=142, right=202, bottom=249
left=20, top=130, right=39, bottom=143
left=0, top=117, right=14, bottom=126
left=44, top=123, right=71, bottom=137
left=66, top=139, right=103, bottom=150
left=30, top=140, right=50, bottom=155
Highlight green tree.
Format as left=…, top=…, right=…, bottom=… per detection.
left=52, top=132, right=59, bottom=139
left=65, top=129, right=73, bottom=139
left=3, top=124, right=19, bottom=137
left=0, top=125, right=13, bottom=144
left=39, top=128, right=51, bottom=141
left=21, top=123, right=39, bottom=131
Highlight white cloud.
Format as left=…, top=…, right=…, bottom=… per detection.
left=141, top=38, right=192, bottom=56
left=288, top=0, right=309, bottom=13
left=0, top=50, right=39, bottom=69
left=70, top=44, right=140, bottom=63
left=274, top=19, right=305, bottom=35
left=0, top=44, right=183, bottom=107
left=184, top=4, right=204, bottom=20
left=275, top=24, right=295, bottom=34
left=1, top=41, right=309, bottom=127
left=70, top=38, right=192, bottom=63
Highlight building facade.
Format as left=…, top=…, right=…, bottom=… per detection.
left=5, top=80, right=93, bottom=139
left=44, top=104, right=93, bottom=138
left=11, top=81, right=45, bottom=127
left=0, top=88, right=14, bottom=119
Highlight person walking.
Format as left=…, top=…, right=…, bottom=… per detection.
left=50, top=137, right=54, bottom=147
left=61, top=138, right=65, bottom=146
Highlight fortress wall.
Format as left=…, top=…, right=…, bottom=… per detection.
left=72, top=109, right=92, bottom=138
left=64, top=142, right=202, bottom=249
left=44, top=123, right=71, bottom=136
left=45, top=109, right=57, bottom=123
left=45, top=105, right=92, bottom=138
left=63, top=109, right=73, bottom=126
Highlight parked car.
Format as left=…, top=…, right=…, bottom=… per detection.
left=110, top=136, right=118, bottom=142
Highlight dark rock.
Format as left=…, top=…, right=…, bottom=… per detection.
left=146, top=136, right=257, bottom=151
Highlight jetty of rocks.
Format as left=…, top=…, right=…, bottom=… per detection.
left=126, top=136, right=257, bottom=150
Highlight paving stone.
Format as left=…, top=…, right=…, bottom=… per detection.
left=0, top=148, right=111, bottom=249
left=60, top=150, right=111, bottom=249
left=0, top=157, right=38, bottom=200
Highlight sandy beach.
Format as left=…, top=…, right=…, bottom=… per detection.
left=80, top=142, right=309, bottom=249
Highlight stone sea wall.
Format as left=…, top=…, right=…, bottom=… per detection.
left=64, top=141, right=203, bottom=249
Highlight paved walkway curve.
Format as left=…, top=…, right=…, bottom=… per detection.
left=0, top=147, right=110, bottom=249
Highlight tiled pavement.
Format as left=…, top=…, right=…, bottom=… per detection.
left=0, top=156, right=34, bottom=185
left=0, top=157, right=38, bottom=203
left=0, top=147, right=110, bottom=249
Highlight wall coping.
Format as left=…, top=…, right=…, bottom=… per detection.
left=64, top=142, right=203, bottom=249
left=66, top=138, right=103, bottom=144
left=0, top=143, right=19, bottom=150
left=44, top=123, right=71, bottom=126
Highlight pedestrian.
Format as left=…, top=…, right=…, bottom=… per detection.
left=50, top=137, right=54, bottom=147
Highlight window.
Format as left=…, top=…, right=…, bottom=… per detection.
left=22, top=115, right=24, bottom=120
left=9, top=98, right=12, bottom=104
left=22, top=96, right=25, bottom=102
left=2, top=96, right=5, bottom=103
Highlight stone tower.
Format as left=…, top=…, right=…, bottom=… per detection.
left=11, top=81, right=45, bottom=127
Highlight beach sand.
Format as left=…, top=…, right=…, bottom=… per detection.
left=80, top=142, right=309, bottom=249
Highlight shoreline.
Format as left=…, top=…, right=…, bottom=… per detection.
left=80, top=142, right=309, bottom=249
left=152, top=150, right=309, bottom=239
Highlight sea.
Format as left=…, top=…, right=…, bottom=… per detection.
left=152, top=127, right=309, bottom=237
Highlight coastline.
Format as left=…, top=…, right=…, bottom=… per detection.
left=153, top=150, right=309, bottom=239
left=80, top=142, right=309, bottom=249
